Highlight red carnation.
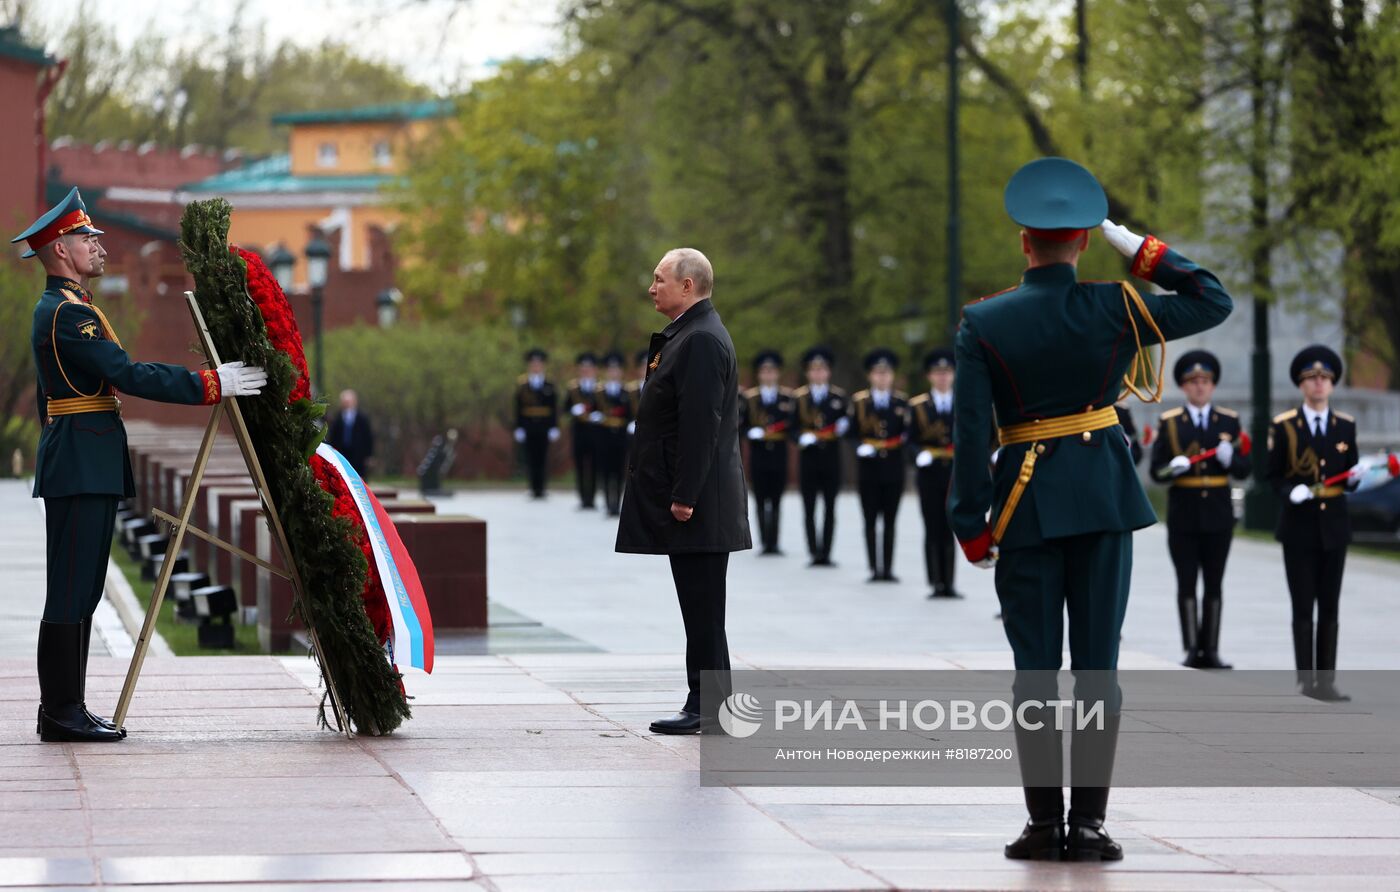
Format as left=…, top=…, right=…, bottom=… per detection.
left=234, top=246, right=311, bottom=403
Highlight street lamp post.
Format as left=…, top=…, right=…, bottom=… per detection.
left=304, top=235, right=332, bottom=394
left=267, top=245, right=295, bottom=295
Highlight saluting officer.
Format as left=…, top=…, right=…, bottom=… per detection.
left=849, top=348, right=908, bottom=582
left=16, top=188, right=267, bottom=743
left=910, top=348, right=961, bottom=599
left=565, top=352, right=602, bottom=509
left=1150, top=351, right=1250, bottom=669
left=949, top=158, right=1232, bottom=861
left=595, top=351, right=633, bottom=516
left=1268, top=345, right=1360, bottom=702
left=793, top=346, right=848, bottom=566
left=513, top=348, right=560, bottom=500
left=740, top=350, right=795, bottom=555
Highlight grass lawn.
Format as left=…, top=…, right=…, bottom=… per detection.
left=109, top=538, right=268, bottom=656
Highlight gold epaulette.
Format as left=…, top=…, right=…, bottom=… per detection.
left=908, top=393, right=930, bottom=406
left=894, top=390, right=908, bottom=401
left=1274, top=409, right=1298, bottom=423
left=566, top=378, right=579, bottom=390
left=1216, top=407, right=1239, bottom=418
left=624, top=381, right=641, bottom=392
left=517, top=374, right=528, bottom=385
left=794, top=385, right=810, bottom=396
left=852, top=389, right=870, bottom=401
left=830, top=386, right=847, bottom=397
left=1160, top=407, right=1183, bottom=420
left=1335, top=410, right=1355, bottom=423
left=742, top=386, right=760, bottom=399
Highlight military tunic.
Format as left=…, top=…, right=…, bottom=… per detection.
left=514, top=375, right=557, bottom=498
left=792, top=384, right=847, bottom=564
left=848, top=389, right=909, bottom=579
left=740, top=386, right=795, bottom=553
left=32, top=276, right=220, bottom=622
left=909, top=391, right=957, bottom=595
left=565, top=379, right=602, bottom=508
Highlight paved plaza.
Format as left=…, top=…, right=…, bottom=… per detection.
left=1, top=480, right=1398, bottom=890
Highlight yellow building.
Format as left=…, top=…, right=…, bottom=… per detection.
left=181, top=100, right=453, bottom=288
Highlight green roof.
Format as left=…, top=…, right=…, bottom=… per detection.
left=181, top=154, right=394, bottom=195
left=0, top=26, right=54, bottom=67
left=270, top=100, right=454, bottom=127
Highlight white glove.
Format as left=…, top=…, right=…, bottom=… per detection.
left=626, top=421, right=635, bottom=435
left=798, top=432, right=818, bottom=448
left=570, top=403, right=585, bottom=417
left=856, top=443, right=877, bottom=458
left=915, top=450, right=934, bottom=468
left=1214, top=440, right=1234, bottom=468
left=746, top=426, right=765, bottom=440
left=974, top=545, right=999, bottom=570
left=1169, top=455, right=1191, bottom=477
left=588, top=411, right=605, bottom=423
left=1289, top=484, right=1313, bottom=505
left=216, top=361, right=267, bottom=399
left=513, top=428, right=526, bottom=444
left=547, top=427, right=560, bottom=442
left=835, top=417, right=850, bottom=436
left=1101, top=219, right=1145, bottom=259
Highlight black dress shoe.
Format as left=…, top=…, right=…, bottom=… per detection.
left=1308, top=680, right=1351, bottom=702
left=1065, top=821, right=1123, bottom=862
left=1004, top=820, right=1064, bottom=861
left=1197, top=651, right=1233, bottom=670
left=882, top=573, right=899, bottom=583
left=1182, top=649, right=1206, bottom=669
left=650, top=710, right=704, bottom=735
left=928, top=587, right=964, bottom=599
left=37, top=622, right=123, bottom=744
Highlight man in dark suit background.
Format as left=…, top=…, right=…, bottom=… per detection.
left=616, top=247, right=752, bottom=735
left=328, top=389, right=374, bottom=479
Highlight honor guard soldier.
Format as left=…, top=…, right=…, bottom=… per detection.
left=1268, top=345, right=1360, bottom=702
left=949, top=158, right=1232, bottom=861
left=595, top=351, right=633, bottom=516
left=793, top=346, right=848, bottom=566
left=17, top=188, right=267, bottom=742
left=565, top=352, right=602, bottom=509
left=849, top=348, right=909, bottom=582
left=740, top=350, right=795, bottom=554
left=910, top=348, right=961, bottom=599
left=1150, top=350, right=1250, bottom=668
left=513, top=348, right=559, bottom=499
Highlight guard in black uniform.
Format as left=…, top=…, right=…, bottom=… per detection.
left=1149, top=350, right=1250, bottom=668
left=1267, top=345, right=1359, bottom=701
left=909, top=347, right=961, bottom=599
left=595, top=351, right=632, bottom=516
left=740, top=350, right=795, bottom=554
left=793, top=346, right=848, bottom=566
left=513, top=348, right=559, bottom=499
left=565, top=352, right=602, bottom=509
left=848, top=348, right=908, bottom=582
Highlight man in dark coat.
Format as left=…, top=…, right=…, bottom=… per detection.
left=328, top=389, right=374, bottom=478
left=616, top=248, right=752, bottom=735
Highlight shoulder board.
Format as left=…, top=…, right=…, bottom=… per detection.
left=968, top=284, right=1018, bottom=307
left=566, top=378, right=579, bottom=389
left=893, top=390, right=908, bottom=401
left=1334, top=410, right=1355, bottom=423
left=908, top=393, right=930, bottom=406
left=852, top=389, right=870, bottom=401
left=1215, top=407, right=1238, bottom=418
left=779, top=386, right=795, bottom=397
left=60, top=287, right=87, bottom=304
left=1160, top=407, right=1183, bottom=420
left=793, top=384, right=810, bottom=396
left=1273, top=409, right=1298, bottom=423
left=742, top=386, right=760, bottom=398
left=516, top=374, right=528, bottom=384
left=624, top=381, right=640, bottom=392
left=830, top=385, right=847, bottom=397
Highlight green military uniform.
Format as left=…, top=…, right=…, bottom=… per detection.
left=16, top=188, right=223, bottom=743
left=948, top=158, right=1233, bottom=861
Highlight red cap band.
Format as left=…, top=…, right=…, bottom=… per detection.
left=1025, top=227, right=1087, bottom=243
left=26, top=209, right=94, bottom=254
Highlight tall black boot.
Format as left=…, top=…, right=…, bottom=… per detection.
left=1177, top=597, right=1202, bottom=667
left=819, top=491, right=836, bottom=563
left=37, top=621, right=123, bottom=743
left=79, top=618, right=121, bottom=731
left=1067, top=712, right=1123, bottom=861
left=1197, top=599, right=1232, bottom=669
left=1005, top=703, right=1064, bottom=861
left=1311, top=622, right=1349, bottom=702
left=1292, top=620, right=1315, bottom=695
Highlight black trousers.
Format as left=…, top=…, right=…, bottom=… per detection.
left=1283, top=546, right=1345, bottom=627
left=572, top=430, right=596, bottom=508
left=858, top=467, right=902, bottom=576
left=1167, top=530, right=1232, bottom=608
left=597, top=431, right=627, bottom=515
left=669, top=552, right=731, bottom=715
left=522, top=430, right=550, bottom=497
left=799, top=449, right=840, bottom=560
left=44, top=495, right=118, bottom=624
left=916, top=465, right=955, bottom=591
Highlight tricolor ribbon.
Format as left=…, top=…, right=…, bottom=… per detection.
left=315, top=444, right=435, bottom=673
